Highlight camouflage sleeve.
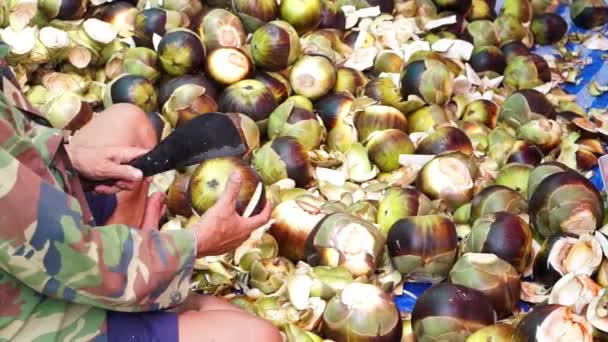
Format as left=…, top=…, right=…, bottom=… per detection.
left=0, top=106, right=197, bottom=313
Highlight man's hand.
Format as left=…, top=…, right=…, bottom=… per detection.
left=141, top=190, right=167, bottom=231
left=191, top=172, right=272, bottom=257
left=66, top=145, right=148, bottom=194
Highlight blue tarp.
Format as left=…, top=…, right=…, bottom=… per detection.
left=393, top=1, right=608, bottom=314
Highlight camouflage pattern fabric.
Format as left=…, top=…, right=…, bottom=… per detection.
left=0, top=64, right=197, bottom=341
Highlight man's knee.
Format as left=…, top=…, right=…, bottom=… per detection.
left=254, top=318, right=283, bottom=342
left=105, top=103, right=158, bottom=147
left=105, top=103, right=148, bottom=128
left=105, top=102, right=145, bottom=117
left=178, top=309, right=283, bottom=342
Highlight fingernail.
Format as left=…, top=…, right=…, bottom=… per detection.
left=132, top=169, right=143, bottom=180
left=232, top=172, right=242, bottom=182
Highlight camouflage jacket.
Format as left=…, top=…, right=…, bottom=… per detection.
left=0, top=62, right=196, bottom=341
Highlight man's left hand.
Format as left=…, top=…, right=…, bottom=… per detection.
left=141, top=190, right=167, bottom=231
left=66, top=145, right=149, bottom=194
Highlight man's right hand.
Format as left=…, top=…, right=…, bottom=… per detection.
left=191, top=172, right=272, bottom=257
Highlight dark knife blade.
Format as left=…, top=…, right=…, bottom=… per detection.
left=130, top=112, right=247, bottom=176
left=82, top=112, right=247, bottom=190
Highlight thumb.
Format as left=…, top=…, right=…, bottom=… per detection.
left=242, top=199, right=272, bottom=231
left=99, top=161, right=143, bottom=182
left=145, top=192, right=166, bottom=215
left=217, top=172, right=242, bottom=207
left=141, top=192, right=167, bottom=231
left=108, top=146, right=150, bottom=164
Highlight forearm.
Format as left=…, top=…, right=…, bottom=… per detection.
left=63, top=223, right=197, bottom=312
left=0, top=147, right=196, bottom=312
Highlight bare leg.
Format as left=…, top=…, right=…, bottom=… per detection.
left=173, top=294, right=281, bottom=341
left=173, top=294, right=243, bottom=314
left=70, top=103, right=158, bottom=227
left=178, top=310, right=282, bottom=342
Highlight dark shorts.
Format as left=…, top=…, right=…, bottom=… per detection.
left=107, top=310, right=179, bottom=342
left=85, top=192, right=118, bottom=226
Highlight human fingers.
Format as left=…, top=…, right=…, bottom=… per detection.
left=97, top=161, right=143, bottom=183
left=108, top=146, right=150, bottom=163
left=94, top=184, right=121, bottom=195
left=239, top=200, right=272, bottom=231
left=216, top=172, right=242, bottom=207
left=153, top=191, right=167, bottom=205
left=115, top=180, right=139, bottom=190
left=93, top=178, right=140, bottom=195
left=141, top=192, right=167, bottom=230
left=146, top=191, right=167, bottom=211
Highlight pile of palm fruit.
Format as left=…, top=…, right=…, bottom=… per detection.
left=4, top=0, right=608, bottom=340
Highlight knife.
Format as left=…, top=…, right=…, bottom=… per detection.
left=82, top=112, right=247, bottom=190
